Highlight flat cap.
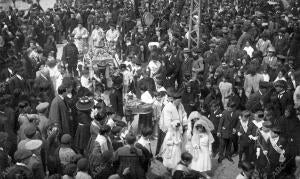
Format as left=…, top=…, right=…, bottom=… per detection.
left=61, top=134, right=72, bottom=144
left=14, top=149, right=32, bottom=162
left=25, top=139, right=43, bottom=151
left=77, top=158, right=89, bottom=171
left=111, top=126, right=122, bottom=135
left=24, top=125, right=36, bottom=137
left=271, top=126, right=281, bottom=133
left=36, top=102, right=49, bottom=112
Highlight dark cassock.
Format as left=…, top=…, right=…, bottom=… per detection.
left=61, top=39, right=79, bottom=76
left=110, top=76, right=124, bottom=117
left=49, top=93, right=71, bottom=135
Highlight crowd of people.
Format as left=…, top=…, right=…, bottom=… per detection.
left=1, top=0, right=300, bottom=178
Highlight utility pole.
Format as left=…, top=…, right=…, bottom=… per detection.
left=188, top=0, right=201, bottom=50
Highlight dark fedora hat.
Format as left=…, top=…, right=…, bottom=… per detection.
left=271, top=125, right=281, bottom=134
left=166, top=88, right=182, bottom=98
left=76, top=96, right=94, bottom=111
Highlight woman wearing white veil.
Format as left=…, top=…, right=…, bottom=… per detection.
left=184, top=111, right=214, bottom=146
left=159, top=120, right=182, bottom=170
left=190, top=117, right=215, bottom=178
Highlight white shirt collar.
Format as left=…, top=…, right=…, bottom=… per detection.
left=16, top=74, right=23, bottom=80
left=16, top=162, right=27, bottom=167
left=271, top=136, right=279, bottom=143
left=59, top=95, right=64, bottom=100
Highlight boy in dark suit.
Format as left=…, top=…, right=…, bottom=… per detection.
left=266, top=126, right=287, bottom=179
left=274, top=80, right=293, bottom=115
left=217, top=100, right=240, bottom=163
left=208, top=100, right=222, bottom=157
left=255, top=121, right=272, bottom=179
left=236, top=110, right=256, bottom=166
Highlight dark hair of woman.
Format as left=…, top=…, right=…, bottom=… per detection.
left=195, top=124, right=206, bottom=133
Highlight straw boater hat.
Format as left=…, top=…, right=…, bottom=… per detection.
left=76, top=96, right=94, bottom=111
left=183, top=48, right=191, bottom=53
left=25, top=139, right=43, bottom=151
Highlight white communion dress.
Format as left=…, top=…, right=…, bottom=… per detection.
left=190, top=133, right=212, bottom=172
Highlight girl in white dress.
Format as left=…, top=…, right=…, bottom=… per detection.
left=190, top=119, right=214, bottom=178
left=160, top=120, right=182, bottom=170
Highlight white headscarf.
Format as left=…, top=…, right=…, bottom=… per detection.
left=192, top=118, right=215, bottom=144
left=187, top=112, right=214, bottom=137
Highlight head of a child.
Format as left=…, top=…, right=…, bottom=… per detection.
left=181, top=152, right=193, bottom=166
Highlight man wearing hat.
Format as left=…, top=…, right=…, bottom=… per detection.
left=217, top=100, right=240, bottom=163
left=162, top=47, right=178, bottom=88
left=203, top=43, right=220, bottom=67
left=246, top=81, right=269, bottom=112
left=18, top=124, right=37, bottom=150
left=6, top=149, right=34, bottom=179
left=262, top=46, right=278, bottom=80
left=274, top=80, right=293, bottom=115
left=56, top=134, right=77, bottom=171
left=255, top=120, right=272, bottom=178
left=209, top=100, right=223, bottom=157
left=191, top=48, right=204, bottom=75
left=274, top=27, right=289, bottom=56
left=224, top=37, right=244, bottom=62
left=25, top=139, right=45, bottom=179
left=72, top=21, right=89, bottom=54
left=236, top=110, right=257, bottom=165
left=36, top=102, right=50, bottom=139
left=61, top=33, right=79, bottom=77
left=179, top=48, right=193, bottom=87
left=49, top=85, right=71, bottom=135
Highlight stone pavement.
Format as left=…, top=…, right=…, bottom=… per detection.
left=212, top=156, right=240, bottom=179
